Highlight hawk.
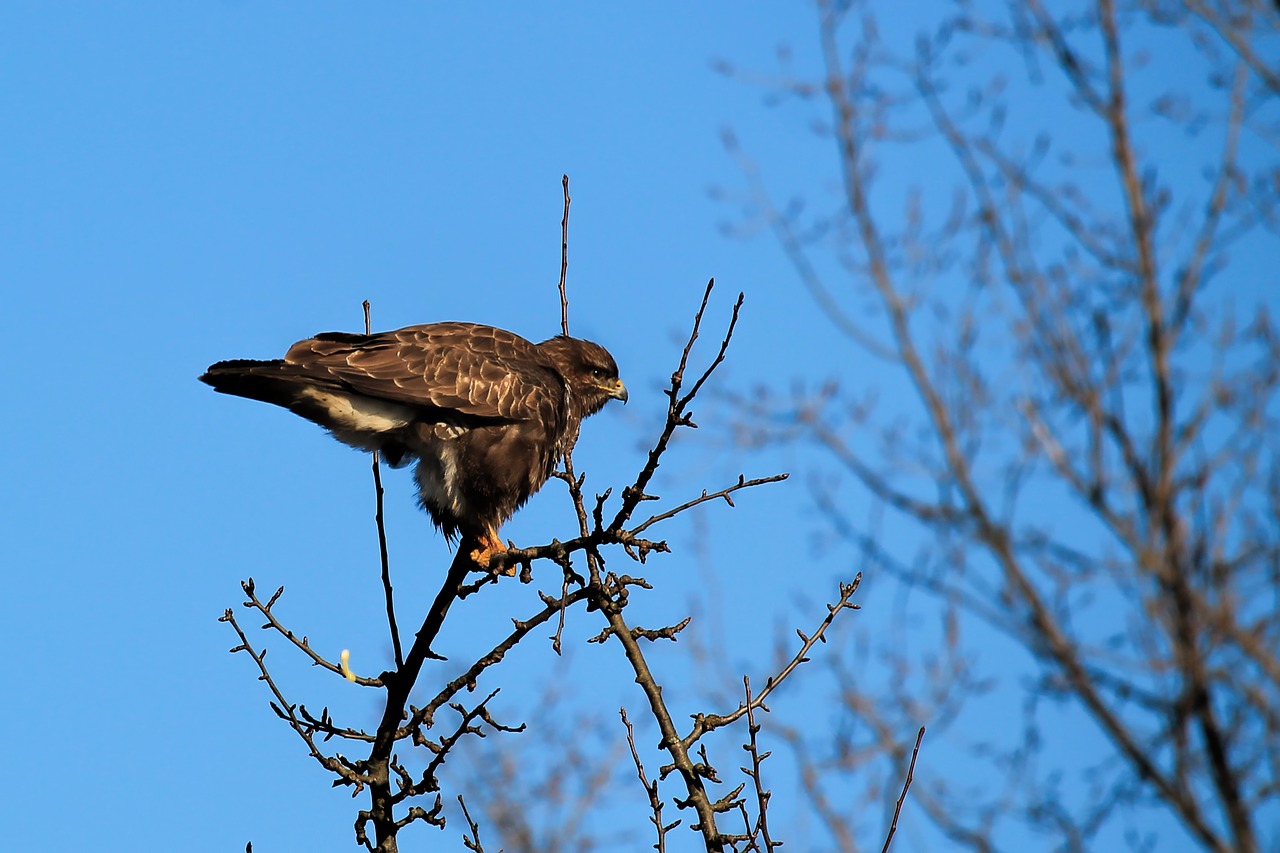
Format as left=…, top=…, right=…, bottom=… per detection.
left=201, top=322, right=626, bottom=568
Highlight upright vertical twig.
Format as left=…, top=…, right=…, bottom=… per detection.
left=458, top=795, right=488, bottom=853
left=622, top=707, right=674, bottom=852
left=742, top=676, right=779, bottom=851
left=364, top=299, right=404, bottom=670
left=559, top=174, right=571, bottom=336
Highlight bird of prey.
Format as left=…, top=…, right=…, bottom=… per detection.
left=201, top=322, right=626, bottom=568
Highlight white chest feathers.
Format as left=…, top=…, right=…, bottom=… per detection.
left=414, top=441, right=467, bottom=518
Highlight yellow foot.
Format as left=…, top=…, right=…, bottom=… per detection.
left=469, top=528, right=515, bottom=576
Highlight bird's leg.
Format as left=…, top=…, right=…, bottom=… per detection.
left=469, top=525, right=514, bottom=576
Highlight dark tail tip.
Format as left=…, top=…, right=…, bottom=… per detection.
left=199, top=359, right=290, bottom=402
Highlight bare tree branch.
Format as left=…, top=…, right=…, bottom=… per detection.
left=881, top=727, right=924, bottom=853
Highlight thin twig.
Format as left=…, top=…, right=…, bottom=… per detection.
left=881, top=726, right=925, bottom=853
left=608, top=281, right=749, bottom=531
left=405, top=584, right=593, bottom=738
left=458, top=795, right=488, bottom=853
left=742, top=676, right=780, bottom=851
left=680, top=291, right=744, bottom=409
left=559, top=174, right=571, bottom=336
left=685, top=577, right=861, bottom=747
left=417, top=689, right=514, bottom=797
left=630, top=473, right=790, bottom=536
left=552, top=560, right=574, bottom=654
left=239, top=579, right=382, bottom=687
left=622, top=707, right=674, bottom=852
left=371, top=457, right=402, bottom=669
left=220, top=605, right=367, bottom=787
left=364, top=299, right=403, bottom=669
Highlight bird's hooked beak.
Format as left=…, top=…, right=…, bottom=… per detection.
left=608, top=379, right=629, bottom=404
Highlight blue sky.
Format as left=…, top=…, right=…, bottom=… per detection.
left=0, top=4, right=848, bottom=851
left=3, top=3, right=1275, bottom=852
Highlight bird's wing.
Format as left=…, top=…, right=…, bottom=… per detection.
left=284, top=322, right=563, bottom=422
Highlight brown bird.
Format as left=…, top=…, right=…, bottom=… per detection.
left=201, top=322, right=626, bottom=568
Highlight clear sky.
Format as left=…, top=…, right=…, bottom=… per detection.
left=0, top=5, right=843, bottom=851
left=3, top=3, right=1273, bottom=852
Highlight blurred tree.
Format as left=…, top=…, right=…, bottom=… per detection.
left=720, top=0, right=1279, bottom=850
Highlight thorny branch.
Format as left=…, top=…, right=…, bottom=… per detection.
left=235, top=578, right=381, bottom=688
left=220, top=601, right=367, bottom=786
left=623, top=707, right=676, bottom=852
left=222, top=277, right=819, bottom=852
left=736, top=677, right=780, bottom=852
left=685, top=577, right=861, bottom=747
left=539, top=279, right=776, bottom=852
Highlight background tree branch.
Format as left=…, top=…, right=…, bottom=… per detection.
left=717, top=0, right=1279, bottom=849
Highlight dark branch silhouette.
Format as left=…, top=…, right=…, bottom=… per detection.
left=220, top=272, right=846, bottom=851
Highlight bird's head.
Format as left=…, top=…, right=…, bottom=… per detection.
left=539, top=335, right=627, bottom=417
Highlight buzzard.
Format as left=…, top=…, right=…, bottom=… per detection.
left=201, top=322, right=626, bottom=568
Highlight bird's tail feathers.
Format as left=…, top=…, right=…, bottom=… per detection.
left=199, top=359, right=325, bottom=409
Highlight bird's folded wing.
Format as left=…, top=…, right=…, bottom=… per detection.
left=285, top=322, right=563, bottom=423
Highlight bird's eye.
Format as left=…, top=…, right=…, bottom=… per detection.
left=590, top=367, right=605, bottom=379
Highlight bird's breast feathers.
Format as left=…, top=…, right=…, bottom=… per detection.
left=414, top=441, right=469, bottom=521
